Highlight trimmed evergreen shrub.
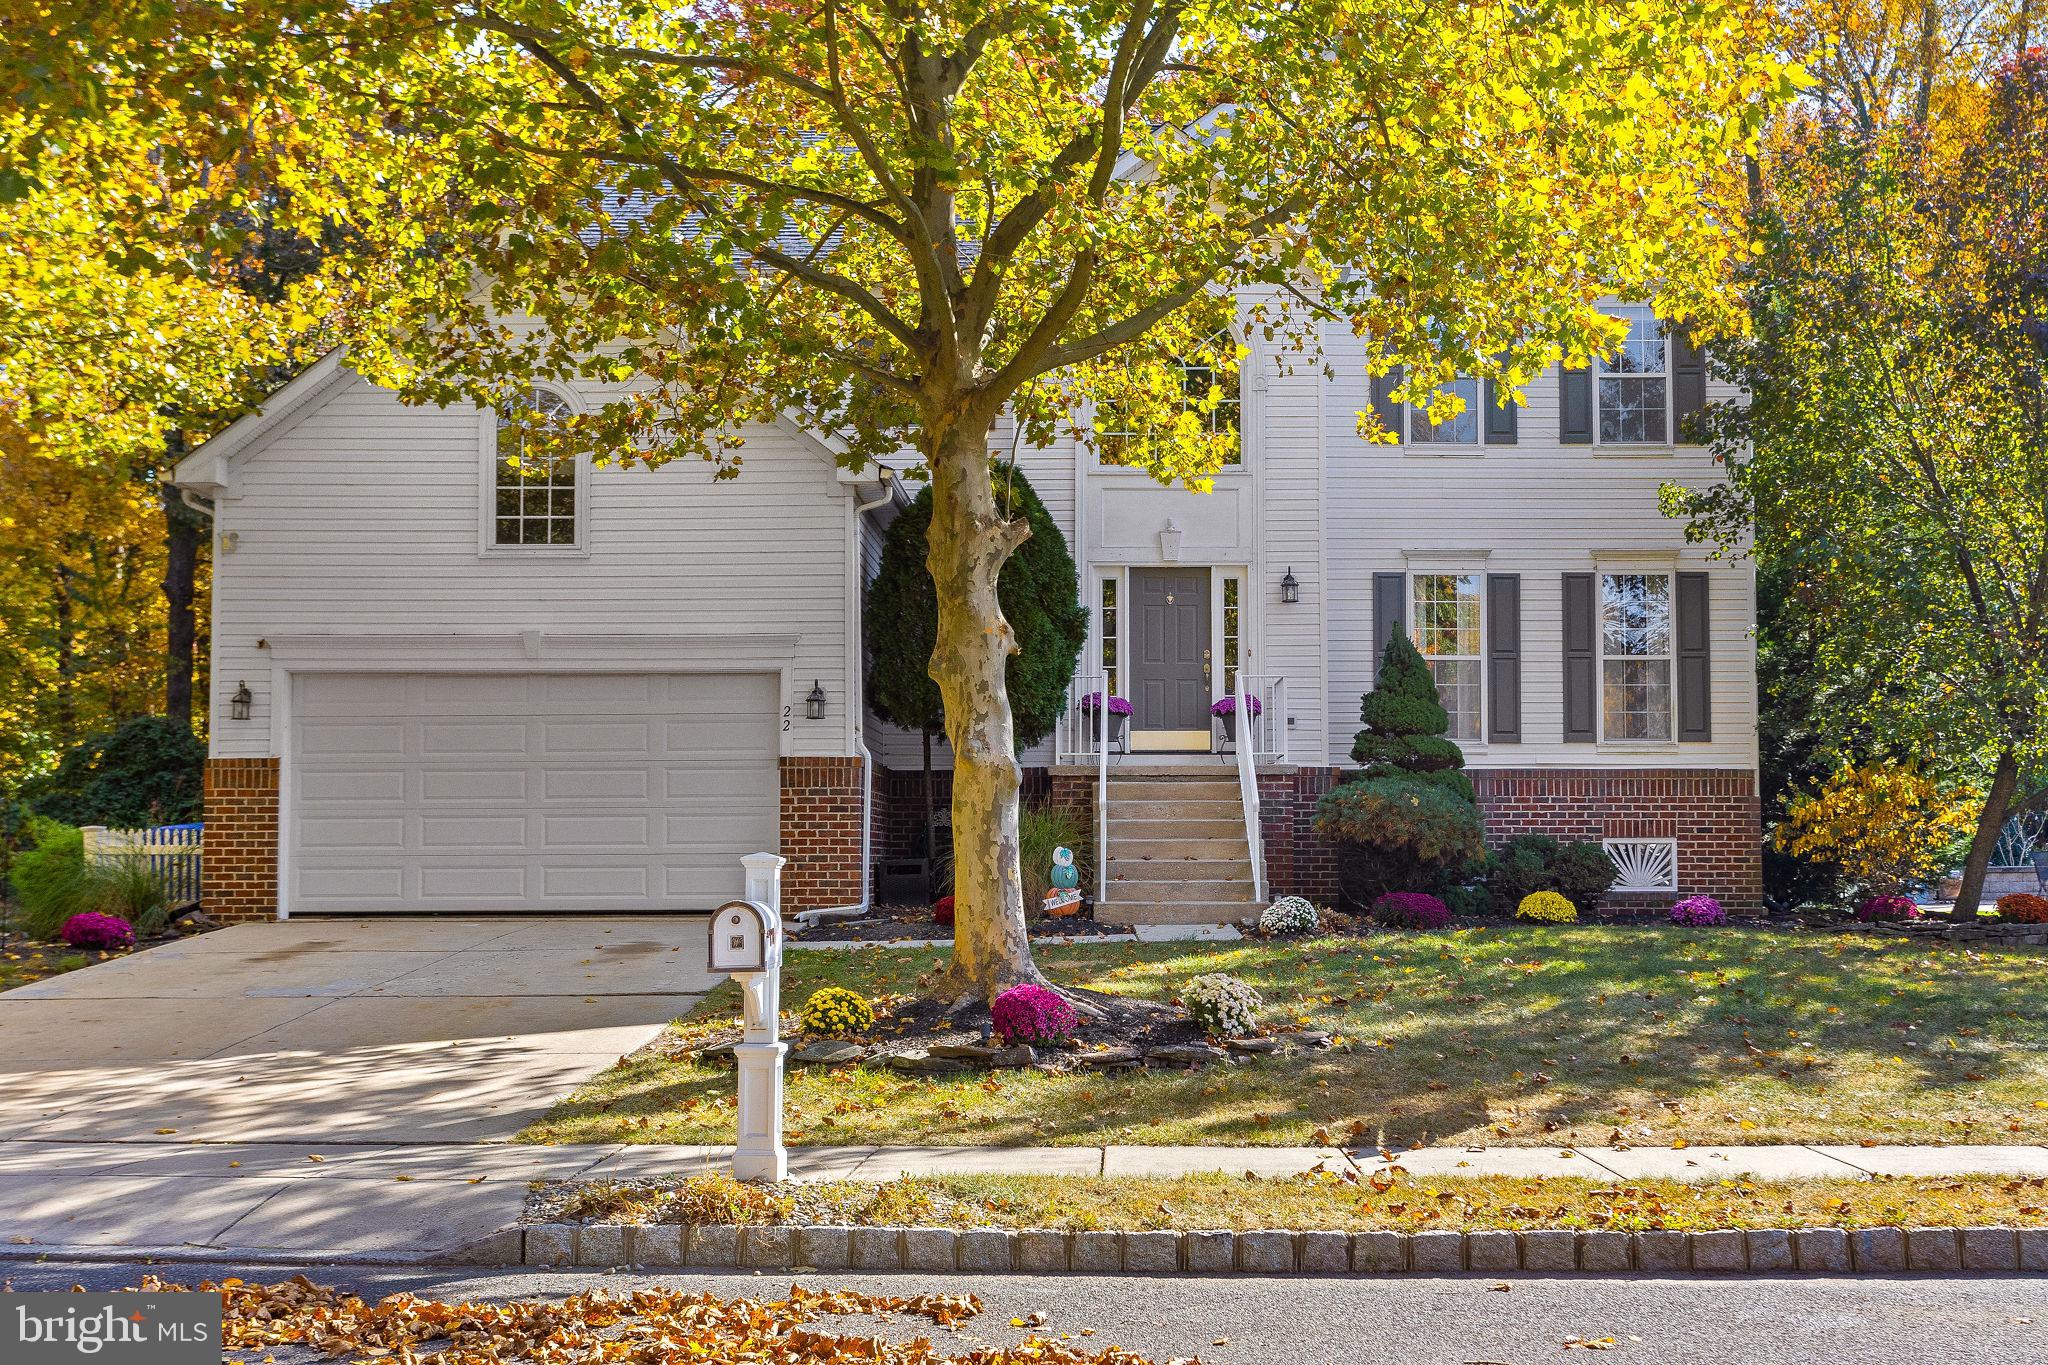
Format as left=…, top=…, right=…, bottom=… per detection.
left=23, top=717, right=204, bottom=828
left=1482, top=834, right=1619, bottom=911
left=864, top=467, right=1088, bottom=749
left=1315, top=776, right=1485, bottom=906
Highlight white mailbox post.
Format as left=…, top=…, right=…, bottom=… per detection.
left=710, top=852, right=788, bottom=1182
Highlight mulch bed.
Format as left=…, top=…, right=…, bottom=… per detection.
left=790, top=901, right=1127, bottom=943
left=0, top=912, right=217, bottom=990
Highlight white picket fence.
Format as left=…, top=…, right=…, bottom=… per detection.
left=81, top=822, right=203, bottom=907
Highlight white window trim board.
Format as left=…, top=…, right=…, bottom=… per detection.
left=477, top=384, right=592, bottom=558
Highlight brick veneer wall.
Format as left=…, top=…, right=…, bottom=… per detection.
left=1260, top=767, right=1342, bottom=904
left=780, top=756, right=866, bottom=911
left=201, top=757, right=280, bottom=923
left=1473, top=767, right=1763, bottom=913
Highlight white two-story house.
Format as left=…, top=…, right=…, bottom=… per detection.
left=174, top=300, right=1759, bottom=926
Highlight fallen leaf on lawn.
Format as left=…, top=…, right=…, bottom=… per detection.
left=1672, top=1139, right=1689, bottom=1149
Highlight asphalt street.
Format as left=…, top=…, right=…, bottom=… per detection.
left=7, top=1260, right=2048, bottom=1364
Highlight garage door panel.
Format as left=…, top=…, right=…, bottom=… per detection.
left=540, top=767, right=651, bottom=801
left=291, top=670, right=780, bottom=914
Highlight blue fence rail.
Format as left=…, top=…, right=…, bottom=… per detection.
left=81, top=822, right=203, bottom=907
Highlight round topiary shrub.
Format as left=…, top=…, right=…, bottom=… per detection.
left=1855, top=894, right=1921, bottom=922
left=1181, top=972, right=1263, bottom=1038
left=989, top=983, right=1079, bottom=1046
left=1258, top=896, right=1318, bottom=935
left=799, top=986, right=875, bottom=1037
left=1515, top=890, right=1578, bottom=924
left=1370, top=891, right=1453, bottom=930
left=58, top=911, right=134, bottom=950
left=1995, top=892, right=2048, bottom=923
left=1669, top=894, right=1727, bottom=927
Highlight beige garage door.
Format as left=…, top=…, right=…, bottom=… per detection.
left=289, top=671, right=780, bottom=914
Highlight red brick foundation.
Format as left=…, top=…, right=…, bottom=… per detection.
left=201, top=757, right=280, bottom=923
left=780, top=756, right=867, bottom=912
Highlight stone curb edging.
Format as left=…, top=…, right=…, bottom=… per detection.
left=472, top=1223, right=2048, bottom=1274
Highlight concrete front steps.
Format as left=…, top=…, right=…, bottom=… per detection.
left=1096, top=769, right=1261, bottom=927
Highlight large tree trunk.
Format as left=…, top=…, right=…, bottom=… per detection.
left=160, top=480, right=202, bottom=732
left=925, top=421, right=1039, bottom=999
left=1955, top=748, right=2021, bottom=916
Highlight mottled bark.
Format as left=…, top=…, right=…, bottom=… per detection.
left=925, top=421, right=1039, bottom=999
left=1954, top=749, right=2020, bottom=915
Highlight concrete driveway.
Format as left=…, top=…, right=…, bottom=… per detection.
left=0, top=917, right=716, bottom=1142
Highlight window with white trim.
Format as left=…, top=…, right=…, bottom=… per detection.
left=1411, top=572, right=1483, bottom=741
left=1406, top=376, right=1481, bottom=446
left=492, top=386, right=580, bottom=547
left=1099, top=575, right=1120, bottom=696
left=1597, top=306, right=1669, bottom=444
left=1221, top=574, right=1242, bottom=696
left=1600, top=572, right=1673, bottom=740
left=1094, top=333, right=1241, bottom=468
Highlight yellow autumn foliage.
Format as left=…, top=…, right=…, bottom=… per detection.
left=1775, top=763, right=1979, bottom=895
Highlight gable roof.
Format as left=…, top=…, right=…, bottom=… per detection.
left=170, top=349, right=355, bottom=496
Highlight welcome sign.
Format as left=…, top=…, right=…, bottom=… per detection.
left=4, top=1293, right=220, bottom=1365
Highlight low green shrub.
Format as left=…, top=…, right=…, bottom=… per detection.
left=1315, top=775, right=1486, bottom=908
left=9, top=820, right=89, bottom=938
left=1482, top=835, right=1618, bottom=912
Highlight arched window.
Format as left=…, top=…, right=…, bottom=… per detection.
left=1093, top=334, right=1241, bottom=468
left=492, top=387, right=580, bottom=547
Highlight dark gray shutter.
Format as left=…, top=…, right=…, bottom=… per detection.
left=1486, top=573, right=1522, bottom=743
left=1370, top=365, right=1406, bottom=443
left=1482, top=376, right=1519, bottom=445
left=1676, top=571, right=1712, bottom=741
left=1559, top=365, right=1594, bottom=444
left=1372, top=572, right=1406, bottom=681
left=1672, top=328, right=1708, bottom=444
left=1562, top=572, right=1598, bottom=742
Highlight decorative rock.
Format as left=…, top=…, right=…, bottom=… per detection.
left=1960, top=1227, right=2018, bottom=1272
left=1409, top=1230, right=1464, bottom=1272
left=1690, top=1229, right=1745, bottom=1272
left=904, top=1226, right=959, bottom=1271
left=630, top=1224, right=685, bottom=1266
left=929, top=1042, right=995, bottom=1059
left=1185, top=1230, right=1236, bottom=1273
left=1224, top=1037, right=1282, bottom=1054
left=1466, top=1230, right=1518, bottom=1272
left=447, top=1229, right=523, bottom=1266
left=1123, top=1230, right=1180, bottom=1273
left=1905, top=1228, right=1960, bottom=1271
left=1300, top=1230, right=1349, bottom=1274
left=1521, top=1229, right=1576, bottom=1272
left=1077, top=1046, right=1144, bottom=1068
left=1634, top=1230, right=1688, bottom=1272
left=1794, top=1228, right=1851, bottom=1273
left=1744, top=1229, right=1794, bottom=1272
left=1352, top=1231, right=1408, bottom=1273
left=1238, top=1229, right=1296, bottom=1274
left=1852, top=1227, right=1905, bottom=1272
left=2018, top=1228, right=2048, bottom=1271
left=693, top=1043, right=736, bottom=1064
left=795, top=1225, right=852, bottom=1271
left=984, top=1045, right=1038, bottom=1068
left=1147, top=1043, right=1228, bottom=1068
left=957, top=1229, right=1014, bottom=1272
left=1015, top=1229, right=1069, bottom=1273
left=792, top=1041, right=865, bottom=1065
left=1578, top=1231, right=1633, bottom=1272
left=740, top=1224, right=794, bottom=1269
left=687, top=1224, right=739, bottom=1268
left=524, top=1224, right=574, bottom=1266
left=1072, top=1230, right=1123, bottom=1272
left=885, top=1050, right=968, bottom=1075
left=850, top=1227, right=903, bottom=1271
left=1291, top=1031, right=1334, bottom=1049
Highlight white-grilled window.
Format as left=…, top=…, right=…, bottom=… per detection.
left=1601, top=572, right=1672, bottom=740
left=1412, top=572, right=1483, bottom=741
left=492, top=387, right=581, bottom=548
left=1094, top=333, right=1241, bottom=467
left=1597, top=306, right=1668, bottom=444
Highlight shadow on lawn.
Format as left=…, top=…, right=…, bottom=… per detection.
left=535, top=930, right=2048, bottom=1150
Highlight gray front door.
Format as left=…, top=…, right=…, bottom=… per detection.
left=1129, top=568, right=1211, bottom=732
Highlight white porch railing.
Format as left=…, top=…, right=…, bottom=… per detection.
left=1219, top=674, right=1288, bottom=764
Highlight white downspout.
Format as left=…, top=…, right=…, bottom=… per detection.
left=797, top=469, right=901, bottom=927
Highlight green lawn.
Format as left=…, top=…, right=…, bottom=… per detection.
left=521, top=926, right=2048, bottom=1150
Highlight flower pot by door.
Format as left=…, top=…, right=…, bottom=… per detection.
left=1089, top=711, right=1128, bottom=750
left=1218, top=712, right=1237, bottom=744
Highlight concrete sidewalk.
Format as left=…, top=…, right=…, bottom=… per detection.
left=9, top=1138, right=2048, bottom=1264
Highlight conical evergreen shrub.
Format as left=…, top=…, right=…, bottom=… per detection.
left=1349, top=631, right=1473, bottom=803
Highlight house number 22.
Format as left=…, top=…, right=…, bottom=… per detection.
left=782, top=704, right=792, bottom=732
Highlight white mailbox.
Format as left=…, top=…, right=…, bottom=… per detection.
left=714, top=852, right=788, bottom=1184
left=710, top=898, right=776, bottom=974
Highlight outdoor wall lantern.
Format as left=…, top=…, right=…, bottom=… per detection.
left=229, top=681, right=253, bottom=721
left=805, top=680, right=827, bottom=720
left=1280, top=568, right=1299, bottom=604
